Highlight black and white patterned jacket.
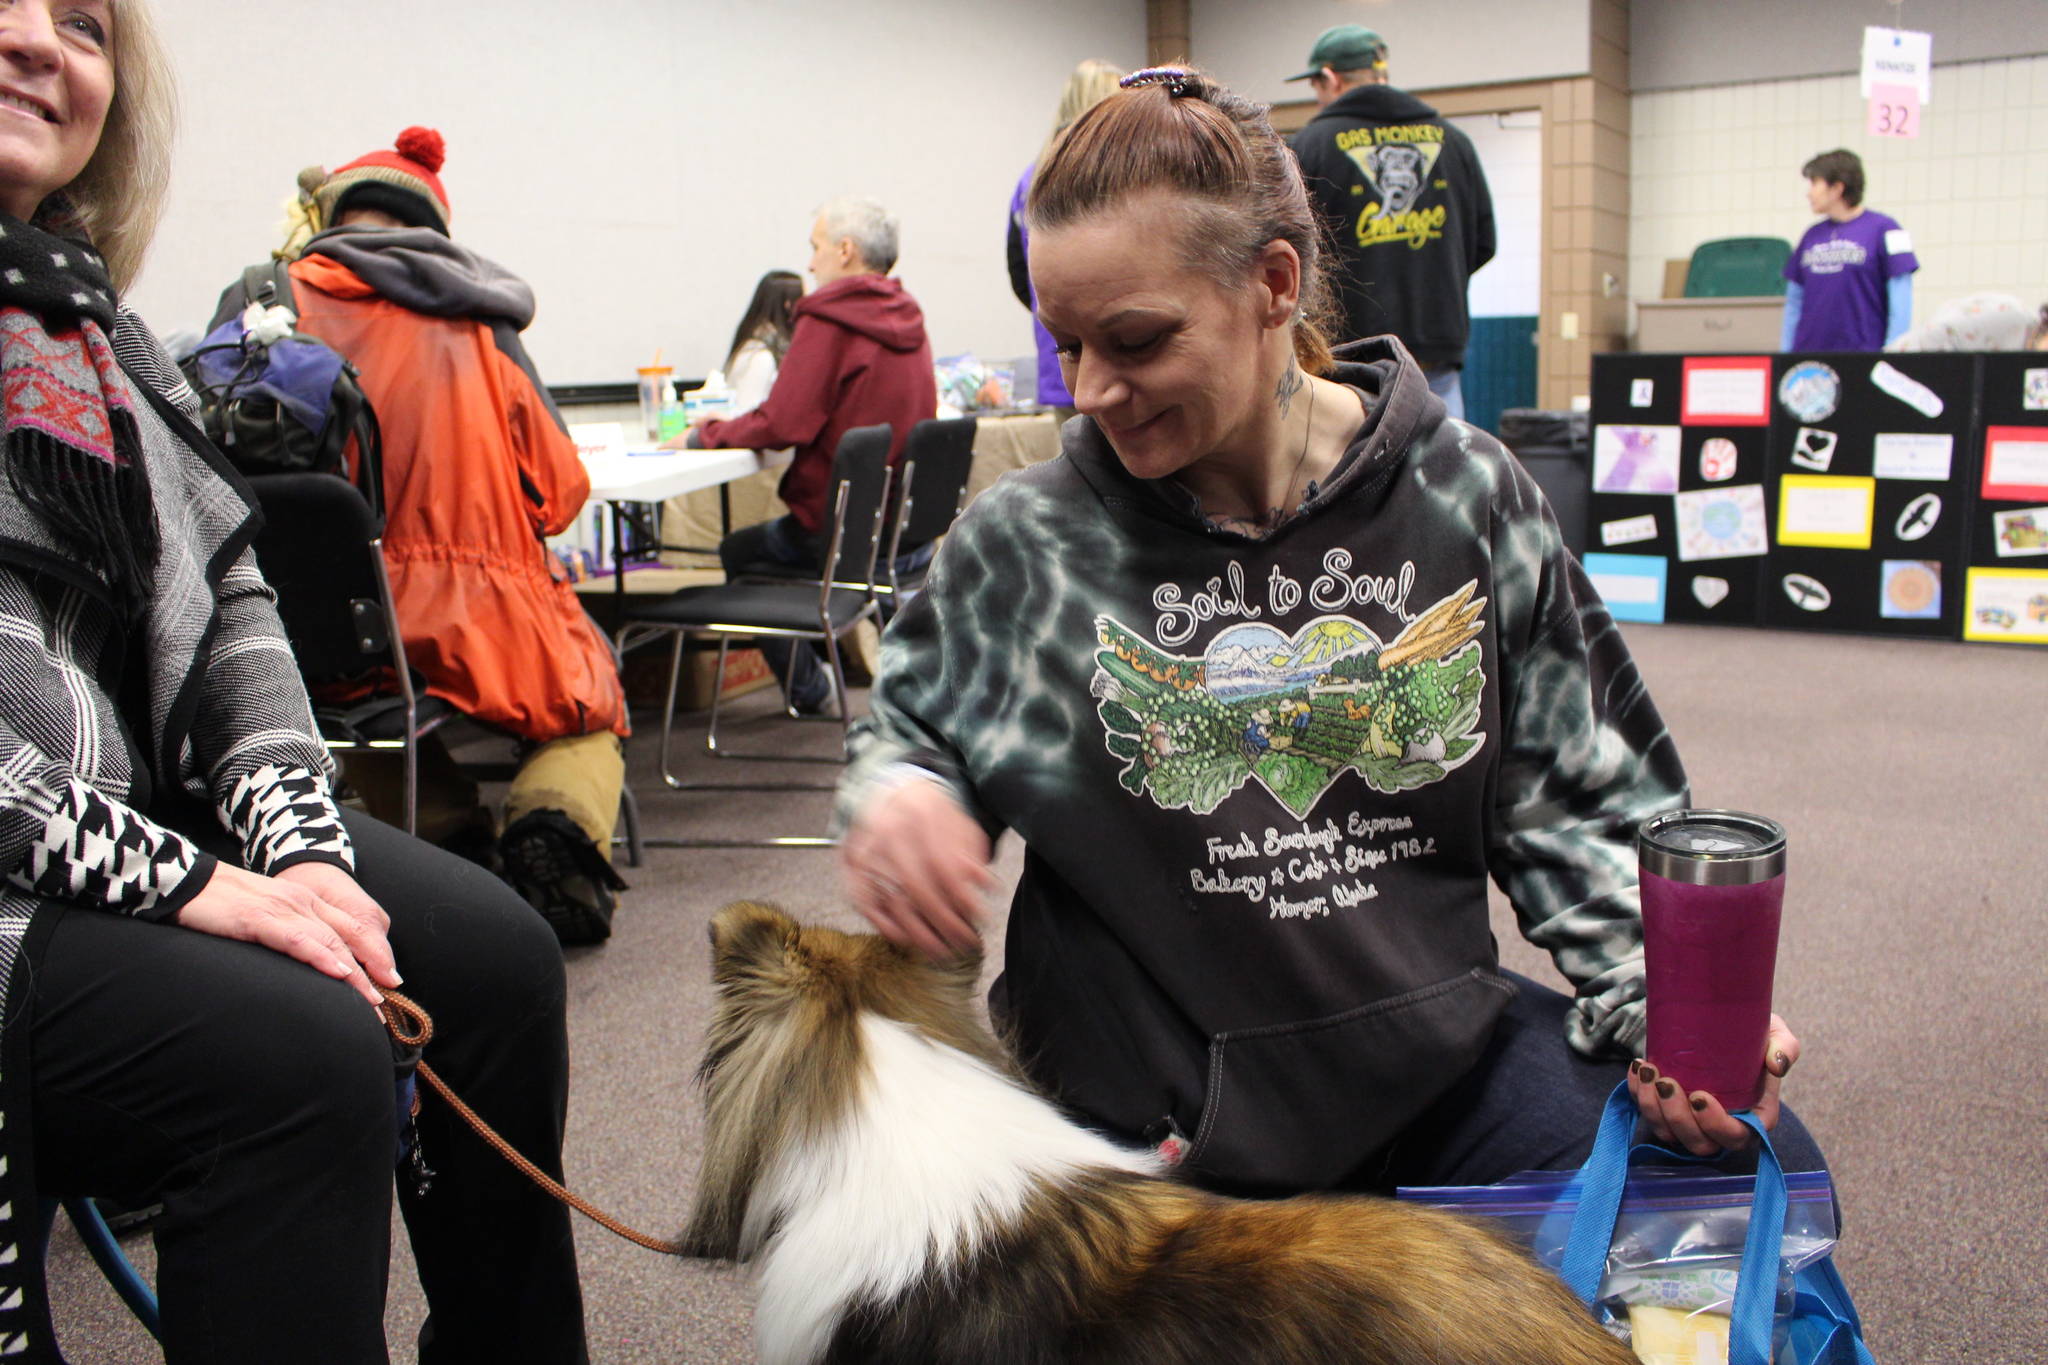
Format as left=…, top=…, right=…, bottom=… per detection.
left=0, top=308, right=352, bottom=926
left=0, top=307, right=356, bottom=1356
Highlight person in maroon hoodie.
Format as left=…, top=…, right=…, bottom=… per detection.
left=677, top=195, right=938, bottom=710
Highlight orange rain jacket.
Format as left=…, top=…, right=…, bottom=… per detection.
left=286, top=253, right=627, bottom=743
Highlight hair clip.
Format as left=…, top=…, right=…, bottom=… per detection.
left=1121, top=67, right=1192, bottom=97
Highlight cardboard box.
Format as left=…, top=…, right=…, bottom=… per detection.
left=679, top=642, right=777, bottom=710
left=621, top=639, right=778, bottom=712
left=1662, top=258, right=1690, bottom=300
left=1634, top=297, right=1784, bottom=353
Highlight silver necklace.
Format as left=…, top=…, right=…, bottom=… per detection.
left=1279, top=375, right=1319, bottom=515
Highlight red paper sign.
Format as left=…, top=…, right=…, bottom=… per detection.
left=1681, top=356, right=1772, bottom=426
left=1982, top=426, right=2048, bottom=502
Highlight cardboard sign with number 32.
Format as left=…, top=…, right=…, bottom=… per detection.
left=1868, top=82, right=1920, bottom=138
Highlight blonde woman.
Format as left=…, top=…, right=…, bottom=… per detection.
left=1007, top=58, right=1123, bottom=414
left=0, top=2, right=585, bottom=1357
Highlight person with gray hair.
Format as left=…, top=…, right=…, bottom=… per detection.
left=675, top=195, right=937, bottom=713
left=815, top=193, right=900, bottom=273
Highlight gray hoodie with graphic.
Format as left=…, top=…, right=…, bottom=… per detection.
left=840, top=340, right=1687, bottom=1192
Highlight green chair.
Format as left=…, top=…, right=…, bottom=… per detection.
left=1683, top=237, right=1792, bottom=298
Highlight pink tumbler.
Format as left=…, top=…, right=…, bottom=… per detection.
left=1637, top=810, right=1787, bottom=1112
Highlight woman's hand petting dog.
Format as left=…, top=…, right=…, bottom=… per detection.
left=841, top=776, right=993, bottom=960
left=1628, top=1014, right=1800, bottom=1155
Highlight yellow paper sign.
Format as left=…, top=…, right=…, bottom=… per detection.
left=1777, top=475, right=1875, bottom=550
left=1962, top=567, right=2048, bottom=644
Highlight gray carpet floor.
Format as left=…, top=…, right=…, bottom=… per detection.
left=46, top=622, right=2048, bottom=1362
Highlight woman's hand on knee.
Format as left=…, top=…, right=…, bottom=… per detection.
left=175, top=863, right=398, bottom=1007
left=841, top=777, right=993, bottom=960
left=1629, top=1014, right=1801, bottom=1156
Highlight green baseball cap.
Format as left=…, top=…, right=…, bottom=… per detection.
left=1285, top=24, right=1388, bottom=81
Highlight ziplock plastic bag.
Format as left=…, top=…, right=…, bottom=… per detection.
left=1399, top=1165, right=1840, bottom=1356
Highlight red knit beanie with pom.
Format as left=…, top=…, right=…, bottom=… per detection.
left=314, top=127, right=452, bottom=233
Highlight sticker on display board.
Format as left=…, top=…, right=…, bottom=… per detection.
left=1790, top=426, right=1838, bottom=472
left=1992, top=505, right=2048, bottom=557
left=1699, top=437, right=1739, bottom=483
left=1601, top=513, right=1659, bottom=547
left=1895, top=491, right=1942, bottom=541
left=1630, top=378, right=1655, bottom=407
left=1782, top=573, right=1833, bottom=612
left=1593, top=424, right=1681, bottom=495
left=1880, top=560, right=1942, bottom=619
left=1682, top=357, right=1772, bottom=425
left=1869, top=360, right=1944, bottom=418
left=2025, top=368, right=2048, bottom=411
left=1675, top=485, right=1767, bottom=561
left=1872, top=432, right=1952, bottom=481
left=1778, top=474, right=1876, bottom=550
left=1963, top=567, right=2048, bottom=643
left=1982, top=427, right=2048, bottom=502
left=1691, top=576, right=1731, bottom=608
left=1583, top=553, right=1668, bottom=624
left=1778, top=361, right=1840, bottom=423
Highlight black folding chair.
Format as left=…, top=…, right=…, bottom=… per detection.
left=247, top=472, right=452, bottom=836
left=614, top=425, right=892, bottom=841
left=878, top=416, right=977, bottom=607
left=249, top=473, right=643, bottom=864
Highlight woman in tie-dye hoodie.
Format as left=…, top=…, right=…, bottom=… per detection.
left=837, top=68, right=1823, bottom=1196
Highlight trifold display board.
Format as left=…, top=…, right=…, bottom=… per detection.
left=1965, top=357, right=2048, bottom=647
left=1585, top=351, right=2047, bottom=646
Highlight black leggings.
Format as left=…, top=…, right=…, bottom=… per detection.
left=26, top=808, right=586, bottom=1364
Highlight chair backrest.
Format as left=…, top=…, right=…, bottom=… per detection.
left=1683, top=237, right=1792, bottom=298
left=892, top=416, right=979, bottom=553
left=820, top=424, right=895, bottom=590
left=245, top=471, right=402, bottom=682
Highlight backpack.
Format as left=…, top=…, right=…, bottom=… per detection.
left=181, top=261, right=384, bottom=516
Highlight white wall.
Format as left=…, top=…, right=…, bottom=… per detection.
left=1447, top=111, right=1543, bottom=317
left=1629, top=54, right=2048, bottom=328
left=130, top=0, right=1147, bottom=386
left=1631, top=0, right=2048, bottom=93
left=1189, top=0, right=1590, bottom=108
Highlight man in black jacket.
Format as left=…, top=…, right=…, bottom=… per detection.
left=1286, top=26, right=1495, bottom=420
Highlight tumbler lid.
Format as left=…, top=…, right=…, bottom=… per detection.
left=1637, top=809, right=1786, bottom=885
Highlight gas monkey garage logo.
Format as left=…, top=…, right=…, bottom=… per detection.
left=1363, top=144, right=1427, bottom=216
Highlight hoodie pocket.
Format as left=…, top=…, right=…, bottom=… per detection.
left=1183, top=967, right=1515, bottom=1191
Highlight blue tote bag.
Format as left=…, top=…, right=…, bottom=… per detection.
left=1557, top=1082, right=1875, bottom=1365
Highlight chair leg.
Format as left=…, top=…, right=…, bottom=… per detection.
left=658, top=630, right=688, bottom=790
left=704, top=636, right=734, bottom=757
left=819, top=628, right=853, bottom=759
left=64, top=1197, right=163, bottom=1342
left=402, top=719, right=419, bottom=836
left=617, top=783, right=643, bottom=868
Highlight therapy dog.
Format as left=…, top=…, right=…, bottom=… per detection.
left=684, top=901, right=1634, bottom=1365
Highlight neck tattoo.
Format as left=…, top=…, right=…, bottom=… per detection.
left=1196, top=368, right=1319, bottom=540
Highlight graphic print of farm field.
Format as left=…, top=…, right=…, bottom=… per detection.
left=1092, top=584, right=1489, bottom=817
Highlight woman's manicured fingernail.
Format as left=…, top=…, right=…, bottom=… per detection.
left=1628, top=1059, right=1641, bottom=1078
left=1690, top=1093, right=1710, bottom=1112
left=1656, top=1079, right=1678, bottom=1100
left=1638, top=1063, right=1660, bottom=1084
left=1770, top=1049, right=1789, bottom=1074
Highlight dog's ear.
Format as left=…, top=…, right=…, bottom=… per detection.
left=709, top=901, right=799, bottom=981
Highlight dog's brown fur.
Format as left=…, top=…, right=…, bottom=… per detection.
left=687, top=902, right=1634, bottom=1365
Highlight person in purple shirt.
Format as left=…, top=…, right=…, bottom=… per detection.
left=1781, top=148, right=1918, bottom=351
left=1008, top=60, right=1123, bottom=415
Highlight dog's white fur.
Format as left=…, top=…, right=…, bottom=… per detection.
left=745, top=1014, right=1160, bottom=1365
